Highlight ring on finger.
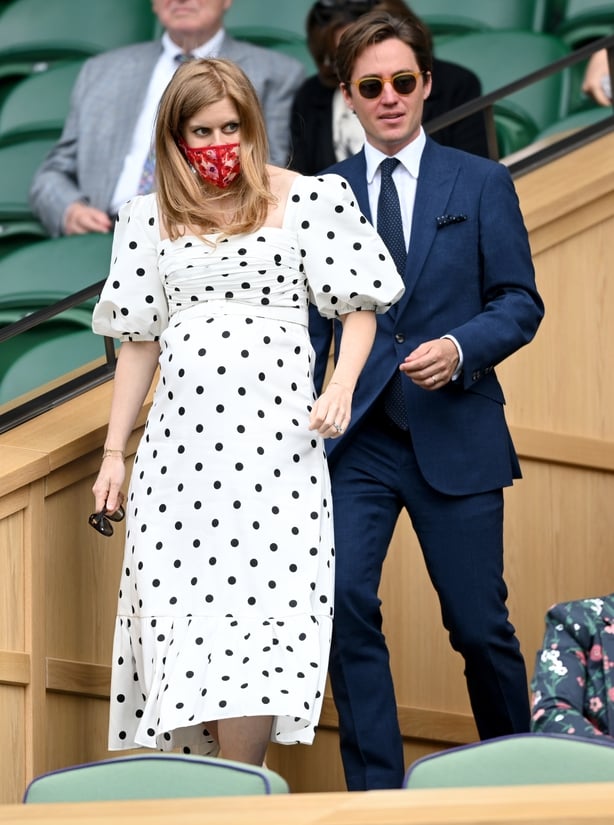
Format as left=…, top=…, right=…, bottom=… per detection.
left=333, top=423, right=343, bottom=433
left=431, top=375, right=437, bottom=386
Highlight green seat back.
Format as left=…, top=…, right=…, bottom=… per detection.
left=0, top=137, right=56, bottom=218
left=0, top=322, right=104, bottom=404
left=555, top=1, right=614, bottom=48
left=411, top=0, right=549, bottom=39
left=228, top=27, right=316, bottom=74
left=23, top=753, right=289, bottom=802
left=0, top=232, right=113, bottom=308
left=536, top=104, right=613, bottom=140
left=436, top=30, right=570, bottom=153
left=224, top=0, right=311, bottom=39
left=404, top=734, right=614, bottom=789
left=0, top=0, right=157, bottom=63
left=0, top=60, right=83, bottom=144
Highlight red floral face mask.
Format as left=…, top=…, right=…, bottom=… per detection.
left=178, top=139, right=241, bottom=189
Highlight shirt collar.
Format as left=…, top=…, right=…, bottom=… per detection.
left=365, top=127, right=426, bottom=183
left=162, top=28, right=225, bottom=61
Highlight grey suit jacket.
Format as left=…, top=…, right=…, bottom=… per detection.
left=29, top=35, right=305, bottom=236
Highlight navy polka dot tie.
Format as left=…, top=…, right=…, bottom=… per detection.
left=377, top=157, right=409, bottom=431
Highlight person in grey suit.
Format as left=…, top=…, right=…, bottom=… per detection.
left=29, top=0, right=305, bottom=237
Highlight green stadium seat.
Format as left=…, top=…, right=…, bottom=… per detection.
left=228, top=26, right=316, bottom=74
left=224, top=0, right=312, bottom=39
left=410, top=0, right=551, bottom=39
left=0, top=0, right=157, bottom=80
left=403, top=733, right=614, bottom=789
left=0, top=322, right=105, bottom=404
left=436, top=30, right=571, bottom=155
left=0, top=59, right=83, bottom=145
left=554, top=1, right=614, bottom=48
left=23, top=753, right=289, bottom=802
left=0, top=232, right=113, bottom=310
left=535, top=103, right=613, bottom=139
left=0, top=136, right=56, bottom=219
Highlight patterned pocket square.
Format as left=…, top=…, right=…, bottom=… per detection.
left=436, top=213, right=468, bottom=228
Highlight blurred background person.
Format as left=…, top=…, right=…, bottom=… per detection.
left=29, top=0, right=305, bottom=237
left=582, top=48, right=612, bottom=106
left=531, top=594, right=614, bottom=742
left=290, top=0, right=489, bottom=175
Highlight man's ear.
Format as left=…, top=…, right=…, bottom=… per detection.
left=423, top=71, right=433, bottom=101
left=340, top=82, right=354, bottom=111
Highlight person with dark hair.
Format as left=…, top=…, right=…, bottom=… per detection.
left=29, top=0, right=305, bottom=237
left=309, top=10, right=544, bottom=790
left=531, top=594, right=614, bottom=742
left=89, top=57, right=403, bottom=766
left=290, top=0, right=489, bottom=175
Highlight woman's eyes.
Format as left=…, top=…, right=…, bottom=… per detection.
left=193, top=122, right=240, bottom=137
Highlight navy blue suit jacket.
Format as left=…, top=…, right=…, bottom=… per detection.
left=310, top=138, right=544, bottom=496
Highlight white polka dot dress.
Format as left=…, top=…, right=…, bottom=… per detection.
left=92, top=174, right=404, bottom=753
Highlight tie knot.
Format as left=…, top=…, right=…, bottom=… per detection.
left=175, top=52, right=195, bottom=64
left=380, top=157, right=399, bottom=179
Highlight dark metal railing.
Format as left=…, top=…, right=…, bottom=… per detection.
left=0, top=280, right=116, bottom=433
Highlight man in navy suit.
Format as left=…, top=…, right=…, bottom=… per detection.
left=309, top=11, right=544, bottom=791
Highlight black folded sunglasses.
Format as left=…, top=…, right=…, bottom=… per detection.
left=88, top=505, right=125, bottom=537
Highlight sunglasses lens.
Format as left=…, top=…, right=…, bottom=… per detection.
left=88, top=505, right=124, bottom=536
left=358, top=78, right=383, bottom=99
left=107, top=505, right=125, bottom=523
left=393, top=73, right=418, bottom=94
left=88, top=512, right=113, bottom=536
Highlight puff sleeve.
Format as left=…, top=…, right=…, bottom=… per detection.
left=92, top=195, right=168, bottom=342
left=290, top=174, right=404, bottom=318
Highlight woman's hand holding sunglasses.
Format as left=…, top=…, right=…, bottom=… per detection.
left=89, top=448, right=127, bottom=537
left=88, top=505, right=125, bottom=537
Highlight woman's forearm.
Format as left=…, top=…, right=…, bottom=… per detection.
left=329, top=310, right=377, bottom=391
left=103, top=341, right=160, bottom=451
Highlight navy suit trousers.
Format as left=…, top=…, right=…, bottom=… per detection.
left=327, top=416, right=530, bottom=790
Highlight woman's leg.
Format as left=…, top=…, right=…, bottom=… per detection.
left=217, top=716, right=273, bottom=765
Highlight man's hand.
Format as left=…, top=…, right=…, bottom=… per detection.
left=64, top=202, right=113, bottom=235
left=399, top=338, right=459, bottom=390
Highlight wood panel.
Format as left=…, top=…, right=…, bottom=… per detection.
left=7, top=783, right=614, bottom=824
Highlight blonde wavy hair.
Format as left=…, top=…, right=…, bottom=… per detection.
left=155, top=58, right=275, bottom=240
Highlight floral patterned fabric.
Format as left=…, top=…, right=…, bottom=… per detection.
left=530, top=594, right=614, bottom=742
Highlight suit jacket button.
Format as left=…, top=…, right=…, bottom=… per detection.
left=394, top=333, right=405, bottom=343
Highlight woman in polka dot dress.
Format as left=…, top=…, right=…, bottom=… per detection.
left=91, top=58, right=404, bottom=766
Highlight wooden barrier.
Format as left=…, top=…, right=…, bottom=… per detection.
left=4, top=784, right=614, bottom=824
left=0, top=132, right=613, bottom=801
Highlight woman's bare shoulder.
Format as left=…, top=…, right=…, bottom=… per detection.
left=267, top=164, right=301, bottom=198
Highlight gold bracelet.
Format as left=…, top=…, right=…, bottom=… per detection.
left=102, top=448, right=125, bottom=460
left=329, top=381, right=352, bottom=391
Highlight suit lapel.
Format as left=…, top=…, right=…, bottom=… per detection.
left=393, top=139, right=460, bottom=314
left=335, top=142, right=461, bottom=319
